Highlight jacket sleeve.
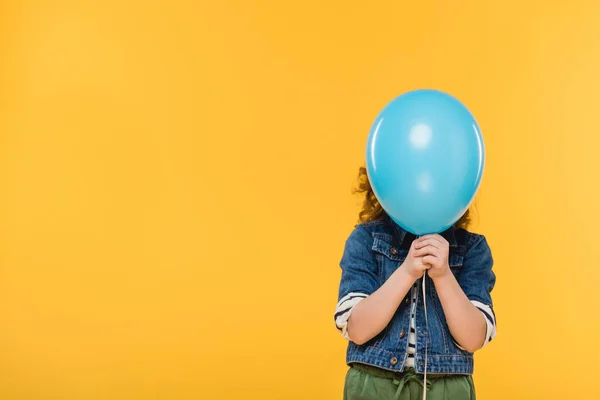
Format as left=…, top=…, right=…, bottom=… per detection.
left=457, top=234, right=497, bottom=348
left=334, top=224, right=380, bottom=339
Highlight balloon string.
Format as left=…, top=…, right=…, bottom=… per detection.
left=422, top=271, right=428, bottom=400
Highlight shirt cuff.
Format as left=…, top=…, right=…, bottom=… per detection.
left=334, top=292, right=368, bottom=340
left=471, top=300, right=497, bottom=347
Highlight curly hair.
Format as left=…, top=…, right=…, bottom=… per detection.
left=353, top=166, right=471, bottom=229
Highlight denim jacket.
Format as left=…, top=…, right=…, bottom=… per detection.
left=335, top=217, right=496, bottom=375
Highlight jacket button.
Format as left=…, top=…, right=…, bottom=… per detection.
left=405, top=297, right=410, bottom=305
left=399, top=330, right=406, bottom=339
left=390, top=357, right=398, bottom=366
left=390, top=247, right=398, bottom=255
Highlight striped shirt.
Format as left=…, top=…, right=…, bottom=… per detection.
left=405, top=284, right=418, bottom=367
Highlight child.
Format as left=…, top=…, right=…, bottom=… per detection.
left=334, top=167, right=496, bottom=400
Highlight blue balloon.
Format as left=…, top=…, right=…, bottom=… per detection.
left=366, top=90, right=485, bottom=235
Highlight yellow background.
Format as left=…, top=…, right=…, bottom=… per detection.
left=0, top=1, right=599, bottom=399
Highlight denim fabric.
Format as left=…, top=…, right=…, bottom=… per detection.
left=336, top=217, right=496, bottom=374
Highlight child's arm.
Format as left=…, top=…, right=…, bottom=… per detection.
left=414, top=234, right=497, bottom=353
left=346, top=264, right=415, bottom=345
left=431, top=271, right=488, bottom=352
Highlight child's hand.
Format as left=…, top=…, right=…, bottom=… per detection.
left=400, top=240, right=431, bottom=281
left=413, top=234, right=450, bottom=280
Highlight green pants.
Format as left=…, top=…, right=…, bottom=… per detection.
left=344, top=363, right=476, bottom=400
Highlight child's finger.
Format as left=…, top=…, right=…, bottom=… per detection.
left=422, top=255, right=439, bottom=266
left=416, top=259, right=431, bottom=270
left=414, top=239, right=442, bottom=250
left=417, top=234, right=446, bottom=245
left=413, top=245, right=440, bottom=258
